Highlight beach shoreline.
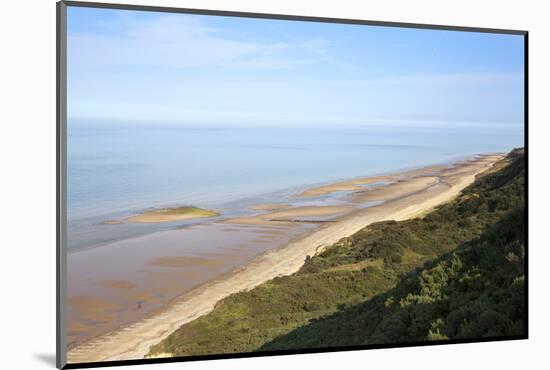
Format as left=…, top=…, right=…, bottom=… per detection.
left=66, top=153, right=503, bottom=364
left=68, top=152, right=497, bottom=252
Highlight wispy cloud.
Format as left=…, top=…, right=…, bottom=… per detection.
left=266, top=25, right=362, bottom=74
left=69, top=13, right=333, bottom=70
left=67, top=9, right=524, bottom=127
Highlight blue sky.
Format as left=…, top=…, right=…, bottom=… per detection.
left=67, top=7, right=525, bottom=127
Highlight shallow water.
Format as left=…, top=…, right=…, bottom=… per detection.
left=67, top=121, right=522, bottom=249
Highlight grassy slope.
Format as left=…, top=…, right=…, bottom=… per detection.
left=148, top=149, right=525, bottom=357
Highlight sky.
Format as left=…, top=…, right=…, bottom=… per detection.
left=67, top=6, right=525, bottom=128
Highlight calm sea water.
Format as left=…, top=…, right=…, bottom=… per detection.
left=67, top=121, right=523, bottom=250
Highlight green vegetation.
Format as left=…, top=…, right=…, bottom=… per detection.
left=148, top=149, right=525, bottom=357
left=124, top=206, right=219, bottom=223
left=262, top=205, right=524, bottom=349
left=152, top=206, right=219, bottom=217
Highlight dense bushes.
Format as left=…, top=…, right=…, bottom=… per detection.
left=262, top=206, right=524, bottom=349
left=148, top=149, right=525, bottom=357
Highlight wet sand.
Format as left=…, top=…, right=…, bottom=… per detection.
left=67, top=222, right=309, bottom=348
left=67, top=154, right=503, bottom=363
left=299, top=176, right=393, bottom=197
left=227, top=205, right=356, bottom=224
left=352, top=176, right=439, bottom=203
left=250, top=204, right=292, bottom=211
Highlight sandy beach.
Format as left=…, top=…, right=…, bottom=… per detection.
left=67, top=154, right=503, bottom=364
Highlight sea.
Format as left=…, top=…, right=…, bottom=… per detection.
left=67, top=120, right=523, bottom=250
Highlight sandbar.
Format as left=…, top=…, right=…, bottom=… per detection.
left=251, top=204, right=292, bottom=211
left=352, top=176, right=439, bottom=203
left=124, top=206, right=219, bottom=223
left=299, top=176, right=392, bottom=197
left=227, top=205, right=355, bottom=224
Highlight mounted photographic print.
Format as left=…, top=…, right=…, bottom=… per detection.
left=57, top=1, right=528, bottom=368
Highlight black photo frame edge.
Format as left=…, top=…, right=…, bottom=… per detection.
left=56, top=1, right=529, bottom=369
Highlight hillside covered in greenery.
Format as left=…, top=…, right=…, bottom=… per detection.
left=149, top=149, right=525, bottom=357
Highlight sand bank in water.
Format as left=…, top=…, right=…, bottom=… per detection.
left=124, top=206, right=219, bottom=223
left=227, top=205, right=356, bottom=224
left=250, top=204, right=292, bottom=211
left=299, top=176, right=393, bottom=197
